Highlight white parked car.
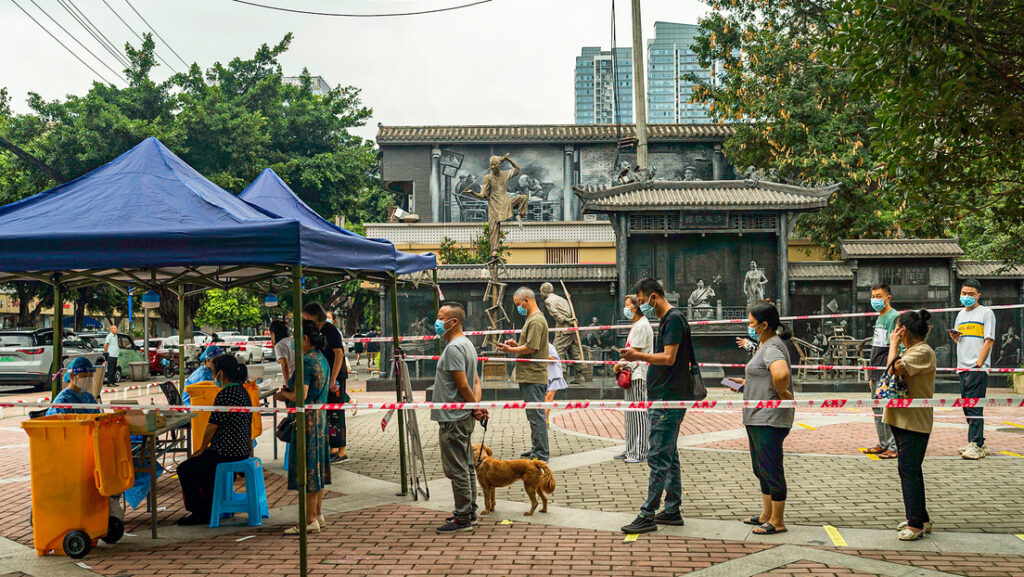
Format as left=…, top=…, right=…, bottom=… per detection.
left=217, top=335, right=262, bottom=365
left=0, top=329, right=104, bottom=390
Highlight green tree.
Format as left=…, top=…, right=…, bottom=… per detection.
left=0, top=34, right=387, bottom=327
left=829, top=0, right=1024, bottom=261
left=195, top=289, right=262, bottom=330
left=688, top=1, right=893, bottom=256
left=437, top=224, right=506, bottom=264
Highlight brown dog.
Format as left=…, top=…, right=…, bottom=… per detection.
left=472, top=443, right=556, bottom=516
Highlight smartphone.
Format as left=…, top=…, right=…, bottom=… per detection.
left=721, top=378, right=743, bottom=391
left=947, top=329, right=961, bottom=337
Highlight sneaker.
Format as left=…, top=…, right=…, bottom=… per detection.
left=962, top=443, right=986, bottom=460
left=613, top=452, right=627, bottom=460
left=436, top=518, right=474, bottom=534
left=957, top=444, right=970, bottom=455
left=621, top=514, right=658, bottom=534
left=520, top=451, right=533, bottom=458
left=330, top=454, right=350, bottom=464
left=897, top=520, right=932, bottom=534
left=446, top=513, right=479, bottom=526
left=653, top=510, right=684, bottom=526
left=980, top=442, right=990, bottom=456
left=626, top=457, right=647, bottom=464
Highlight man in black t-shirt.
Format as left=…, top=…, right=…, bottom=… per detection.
left=619, top=278, right=694, bottom=534
left=303, top=303, right=349, bottom=462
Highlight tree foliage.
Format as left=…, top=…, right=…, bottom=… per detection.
left=829, top=0, right=1024, bottom=262
left=688, top=1, right=890, bottom=257
left=0, top=34, right=387, bottom=326
left=437, top=224, right=506, bottom=265
left=195, top=289, right=262, bottom=331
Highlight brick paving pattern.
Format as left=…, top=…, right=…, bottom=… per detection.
left=755, top=561, right=881, bottom=576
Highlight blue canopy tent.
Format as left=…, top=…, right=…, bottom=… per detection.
left=0, top=137, right=432, bottom=574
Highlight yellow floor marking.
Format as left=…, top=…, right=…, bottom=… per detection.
left=1000, top=451, right=1024, bottom=458
left=499, top=520, right=513, bottom=525
left=823, top=525, right=848, bottom=547
left=1001, top=421, right=1024, bottom=429
left=937, top=408, right=953, bottom=412
left=623, top=534, right=639, bottom=543
left=858, top=448, right=881, bottom=461
left=1015, top=534, right=1024, bottom=543
left=797, top=423, right=815, bottom=430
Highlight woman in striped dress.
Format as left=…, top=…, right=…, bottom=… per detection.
left=614, top=295, right=653, bottom=463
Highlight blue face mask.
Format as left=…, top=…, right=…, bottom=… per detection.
left=870, top=298, right=887, bottom=312
left=434, top=318, right=450, bottom=337
left=516, top=305, right=528, bottom=317
left=748, top=325, right=760, bottom=341
left=623, top=306, right=634, bottom=318
left=639, top=295, right=655, bottom=315
left=960, top=295, right=977, bottom=308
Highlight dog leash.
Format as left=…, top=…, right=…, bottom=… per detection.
left=475, top=416, right=489, bottom=468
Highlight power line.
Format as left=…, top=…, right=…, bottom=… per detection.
left=25, top=0, right=127, bottom=83
left=122, top=0, right=189, bottom=68
left=99, top=0, right=179, bottom=74
left=9, top=0, right=116, bottom=85
left=230, top=0, right=494, bottom=17
left=56, top=0, right=131, bottom=69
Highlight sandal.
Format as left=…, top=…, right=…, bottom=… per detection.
left=742, top=515, right=765, bottom=525
left=862, top=445, right=886, bottom=454
left=753, top=522, right=787, bottom=535
left=878, top=450, right=899, bottom=459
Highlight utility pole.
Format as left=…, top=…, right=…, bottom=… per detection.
left=630, top=0, right=649, bottom=172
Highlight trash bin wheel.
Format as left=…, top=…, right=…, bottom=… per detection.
left=102, top=516, right=124, bottom=544
left=63, top=530, right=92, bottom=559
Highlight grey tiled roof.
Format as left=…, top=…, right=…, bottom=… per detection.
left=956, top=260, right=1024, bottom=278
left=376, top=124, right=734, bottom=144
left=402, top=264, right=618, bottom=283
left=573, top=180, right=837, bottom=212
left=840, top=239, right=964, bottom=259
left=788, top=261, right=854, bottom=280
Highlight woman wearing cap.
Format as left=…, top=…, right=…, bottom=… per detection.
left=181, top=345, right=226, bottom=405
left=46, top=357, right=101, bottom=416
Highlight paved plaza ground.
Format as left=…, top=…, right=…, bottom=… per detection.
left=1, top=380, right=1023, bottom=576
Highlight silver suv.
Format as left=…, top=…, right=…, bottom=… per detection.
left=0, top=328, right=104, bottom=390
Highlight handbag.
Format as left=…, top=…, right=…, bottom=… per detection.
left=873, top=356, right=909, bottom=399
left=617, top=366, right=633, bottom=389
left=688, top=339, right=708, bottom=401
left=275, top=415, right=296, bottom=443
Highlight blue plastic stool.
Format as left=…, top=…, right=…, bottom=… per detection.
left=209, top=457, right=270, bottom=528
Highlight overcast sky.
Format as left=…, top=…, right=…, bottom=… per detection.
left=1, top=0, right=711, bottom=141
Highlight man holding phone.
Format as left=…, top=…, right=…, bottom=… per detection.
left=865, top=283, right=899, bottom=459
left=951, top=279, right=996, bottom=460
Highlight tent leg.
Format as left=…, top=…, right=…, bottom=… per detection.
left=433, top=269, right=441, bottom=356
left=390, top=275, right=408, bottom=496
left=178, top=285, right=185, bottom=395
left=52, top=274, right=63, bottom=400
left=292, top=266, right=308, bottom=577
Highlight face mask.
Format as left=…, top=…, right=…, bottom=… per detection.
left=639, top=295, right=655, bottom=315
left=748, top=325, right=761, bottom=341
left=623, top=306, right=634, bottom=318
left=870, top=298, right=887, bottom=312
left=960, top=295, right=976, bottom=308
left=434, top=318, right=450, bottom=337
left=516, top=305, right=527, bottom=317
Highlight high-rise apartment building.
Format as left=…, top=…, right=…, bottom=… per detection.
left=283, top=75, right=331, bottom=97
left=646, top=21, right=716, bottom=124
left=574, top=47, right=634, bottom=124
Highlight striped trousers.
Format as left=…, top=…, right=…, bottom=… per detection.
left=624, top=378, right=650, bottom=460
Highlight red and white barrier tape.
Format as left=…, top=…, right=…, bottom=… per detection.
left=352, top=303, right=1024, bottom=343
left=403, top=354, right=1024, bottom=373
left=6, top=396, right=1024, bottom=414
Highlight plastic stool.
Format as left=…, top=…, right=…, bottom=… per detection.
left=209, top=458, right=270, bottom=528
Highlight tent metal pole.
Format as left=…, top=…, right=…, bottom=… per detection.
left=433, top=269, right=441, bottom=356
left=178, top=285, right=185, bottom=395
left=51, top=274, right=63, bottom=400
left=292, top=266, right=309, bottom=577
left=390, top=274, right=408, bottom=496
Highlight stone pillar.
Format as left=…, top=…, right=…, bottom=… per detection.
left=712, top=143, right=724, bottom=181
left=614, top=214, right=629, bottom=302
left=777, top=212, right=789, bottom=314
left=430, top=146, right=441, bottom=223
left=563, top=145, right=575, bottom=220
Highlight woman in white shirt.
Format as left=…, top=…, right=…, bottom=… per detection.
left=269, top=320, right=294, bottom=384
left=614, top=295, right=654, bottom=463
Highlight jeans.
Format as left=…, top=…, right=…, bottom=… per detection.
left=439, top=415, right=477, bottom=520
left=891, top=426, right=931, bottom=529
left=959, top=371, right=987, bottom=445
left=177, top=450, right=247, bottom=520
left=640, top=408, right=686, bottom=516
left=519, top=383, right=549, bottom=461
left=746, top=425, right=790, bottom=501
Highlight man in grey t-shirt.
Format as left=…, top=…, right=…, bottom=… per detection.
left=431, top=301, right=485, bottom=533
